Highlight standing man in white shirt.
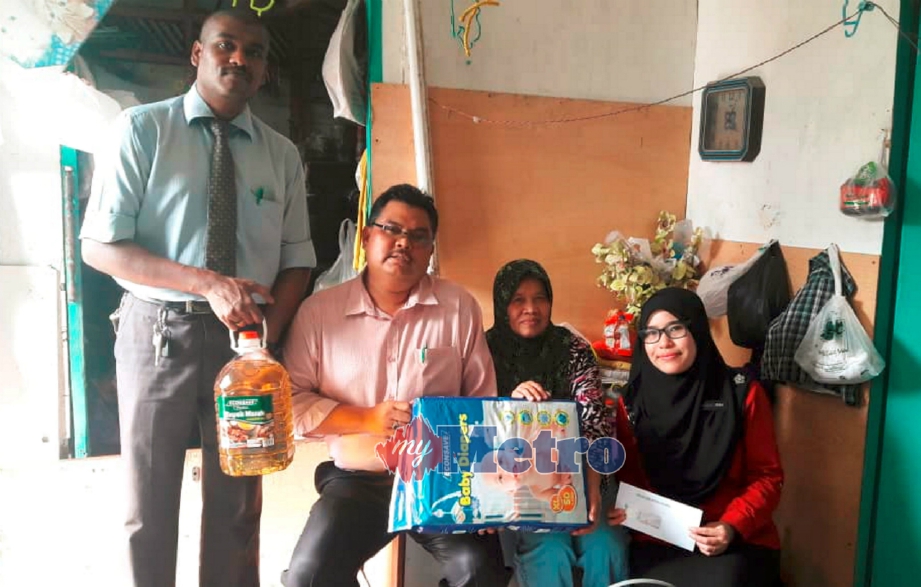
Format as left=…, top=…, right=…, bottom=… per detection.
left=80, top=9, right=315, bottom=587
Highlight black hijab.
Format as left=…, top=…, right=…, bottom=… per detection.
left=625, top=287, right=742, bottom=505
left=485, top=260, right=572, bottom=398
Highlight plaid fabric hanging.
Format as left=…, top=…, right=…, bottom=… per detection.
left=761, top=247, right=863, bottom=405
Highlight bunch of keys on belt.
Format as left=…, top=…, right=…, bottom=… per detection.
left=153, top=307, right=171, bottom=366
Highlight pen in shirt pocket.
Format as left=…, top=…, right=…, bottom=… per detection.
left=420, top=345, right=427, bottom=364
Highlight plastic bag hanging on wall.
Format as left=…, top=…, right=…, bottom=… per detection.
left=726, top=241, right=792, bottom=349
left=793, top=244, right=885, bottom=384
left=840, top=161, right=896, bottom=218
left=314, top=219, right=359, bottom=292
left=697, top=242, right=772, bottom=319
left=322, top=0, right=367, bottom=125
left=840, top=132, right=897, bottom=218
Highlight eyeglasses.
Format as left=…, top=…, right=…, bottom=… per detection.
left=371, top=222, right=434, bottom=246
left=638, top=321, right=690, bottom=344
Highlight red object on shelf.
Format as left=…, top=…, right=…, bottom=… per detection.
left=593, top=310, right=635, bottom=359
left=592, top=340, right=621, bottom=361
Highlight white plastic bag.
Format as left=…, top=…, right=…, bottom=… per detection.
left=794, top=244, right=885, bottom=384
left=322, top=0, right=366, bottom=125
left=314, top=219, right=359, bottom=292
left=697, top=240, right=775, bottom=318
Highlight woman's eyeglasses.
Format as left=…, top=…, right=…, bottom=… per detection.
left=371, top=222, right=434, bottom=246
left=638, top=321, right=690, bottom=344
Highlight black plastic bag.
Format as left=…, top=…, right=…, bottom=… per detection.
left=727, top=241, right=792, bottom=349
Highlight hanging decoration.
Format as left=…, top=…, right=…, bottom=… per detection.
left=450, top=0, right=500, bottom=59
left=842, top=0, right=875, bottom=38
left=232, top=0, right=276, bottom=18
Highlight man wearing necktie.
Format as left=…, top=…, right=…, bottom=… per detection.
left=80, top=9, right=315, bottom=587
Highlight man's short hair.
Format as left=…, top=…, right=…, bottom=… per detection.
left=368, top=184, right=439, bottom=237
left=199, top=8, right=268, bottom=41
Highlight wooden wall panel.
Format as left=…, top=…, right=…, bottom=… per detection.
left=371, top=83, right=692, bottom=339
left=706, top=240, right=880, bottom=587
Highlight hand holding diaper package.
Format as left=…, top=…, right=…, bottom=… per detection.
left=383, top=397, right=590, bottom=533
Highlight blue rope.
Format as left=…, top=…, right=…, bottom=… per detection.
left=843, top=0, right=876, bottom=38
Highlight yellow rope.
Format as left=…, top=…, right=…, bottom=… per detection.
left=459, top=1, right=500, bottom=57
left=353, top=150, right=368, bottom=271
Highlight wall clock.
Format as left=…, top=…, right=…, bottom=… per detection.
left=698, top=76, right=766, bottom=162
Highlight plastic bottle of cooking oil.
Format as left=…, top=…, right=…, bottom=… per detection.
left=214, top=327, right=294, bottom=476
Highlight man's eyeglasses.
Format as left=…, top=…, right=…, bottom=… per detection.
left=638, top=321, right=690, bottom=344
left=371, top=222, right=434, bottom=246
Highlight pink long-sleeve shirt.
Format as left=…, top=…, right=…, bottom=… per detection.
left=283, top=273, right=497, bottom=471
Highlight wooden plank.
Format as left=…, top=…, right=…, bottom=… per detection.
left=371, top=83, right=693, bottom=340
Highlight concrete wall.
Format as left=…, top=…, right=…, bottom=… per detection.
left=0, top=443, right=319, bottom=586
left=382, top=0, right=698, bottom=105
left=0, top=61, right=70, bottom=463
left=687, top=0, right=898, bottom=255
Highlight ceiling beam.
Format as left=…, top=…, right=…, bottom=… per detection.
left=108, top=5, right=207, bottom=24
left=95, top=49, right=189, bottom=67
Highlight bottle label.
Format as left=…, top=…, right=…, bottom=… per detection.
left=217, top=396, right=276, bottom=449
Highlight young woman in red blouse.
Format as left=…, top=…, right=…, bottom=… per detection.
left=607, top=288, right=784, bottom=587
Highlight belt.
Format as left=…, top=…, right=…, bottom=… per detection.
left=131, top=295, right=214, bottom=315
left=161, top=300, right=213, bottom=314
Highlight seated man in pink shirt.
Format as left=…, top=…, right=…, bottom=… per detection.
left=280, top=184, right=508, bottom=587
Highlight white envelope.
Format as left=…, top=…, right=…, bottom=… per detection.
left=614, top=482, right=703, bottom=551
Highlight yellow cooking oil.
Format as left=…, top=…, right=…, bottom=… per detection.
left=214, top=330, right=294, bottom=476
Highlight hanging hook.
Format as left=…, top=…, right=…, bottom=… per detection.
left=843, top=1, right=875, bottom=38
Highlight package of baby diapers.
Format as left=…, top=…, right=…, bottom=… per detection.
left=383, top=397, right=591, bottom=533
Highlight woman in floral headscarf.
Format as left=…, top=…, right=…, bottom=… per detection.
left=486, top=259, right=629, bottom=587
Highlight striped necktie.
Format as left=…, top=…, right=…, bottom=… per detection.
left=205, top=118, right=237, bottom=276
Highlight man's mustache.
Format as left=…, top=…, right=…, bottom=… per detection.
left=221, top=67, right=251, bottom=79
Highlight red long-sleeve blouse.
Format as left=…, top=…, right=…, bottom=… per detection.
left=615, top=382, right=784, bottom=550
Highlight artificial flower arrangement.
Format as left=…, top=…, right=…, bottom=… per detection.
left=591, top=211, right=709, bottom=318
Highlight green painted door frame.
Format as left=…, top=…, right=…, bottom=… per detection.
left=365, top=0, right=383, bottom=219
left=61, top=146, right=91, bottom=458
left=855, top=1, right=921, bottom=584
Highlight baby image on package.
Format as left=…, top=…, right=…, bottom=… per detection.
left=383, top=397, right=591, bottom=533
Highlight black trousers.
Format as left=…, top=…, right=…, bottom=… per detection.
left=630, top=540, right=781, bottom=587
left=116, top=294, right=261, bottom=587
left=281, top=462, right=509, bottom=587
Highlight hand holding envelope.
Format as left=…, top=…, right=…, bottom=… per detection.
left=688, top=521, right=736, bottom=556
left=611, top=483, right=705, bottom=552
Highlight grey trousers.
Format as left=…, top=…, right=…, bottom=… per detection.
left=115, top=294, right=262, bottom=587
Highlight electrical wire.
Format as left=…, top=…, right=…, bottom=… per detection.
left=430, top=6, right=909, bottom=127
left=873, top=2, right=921, bottom=55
